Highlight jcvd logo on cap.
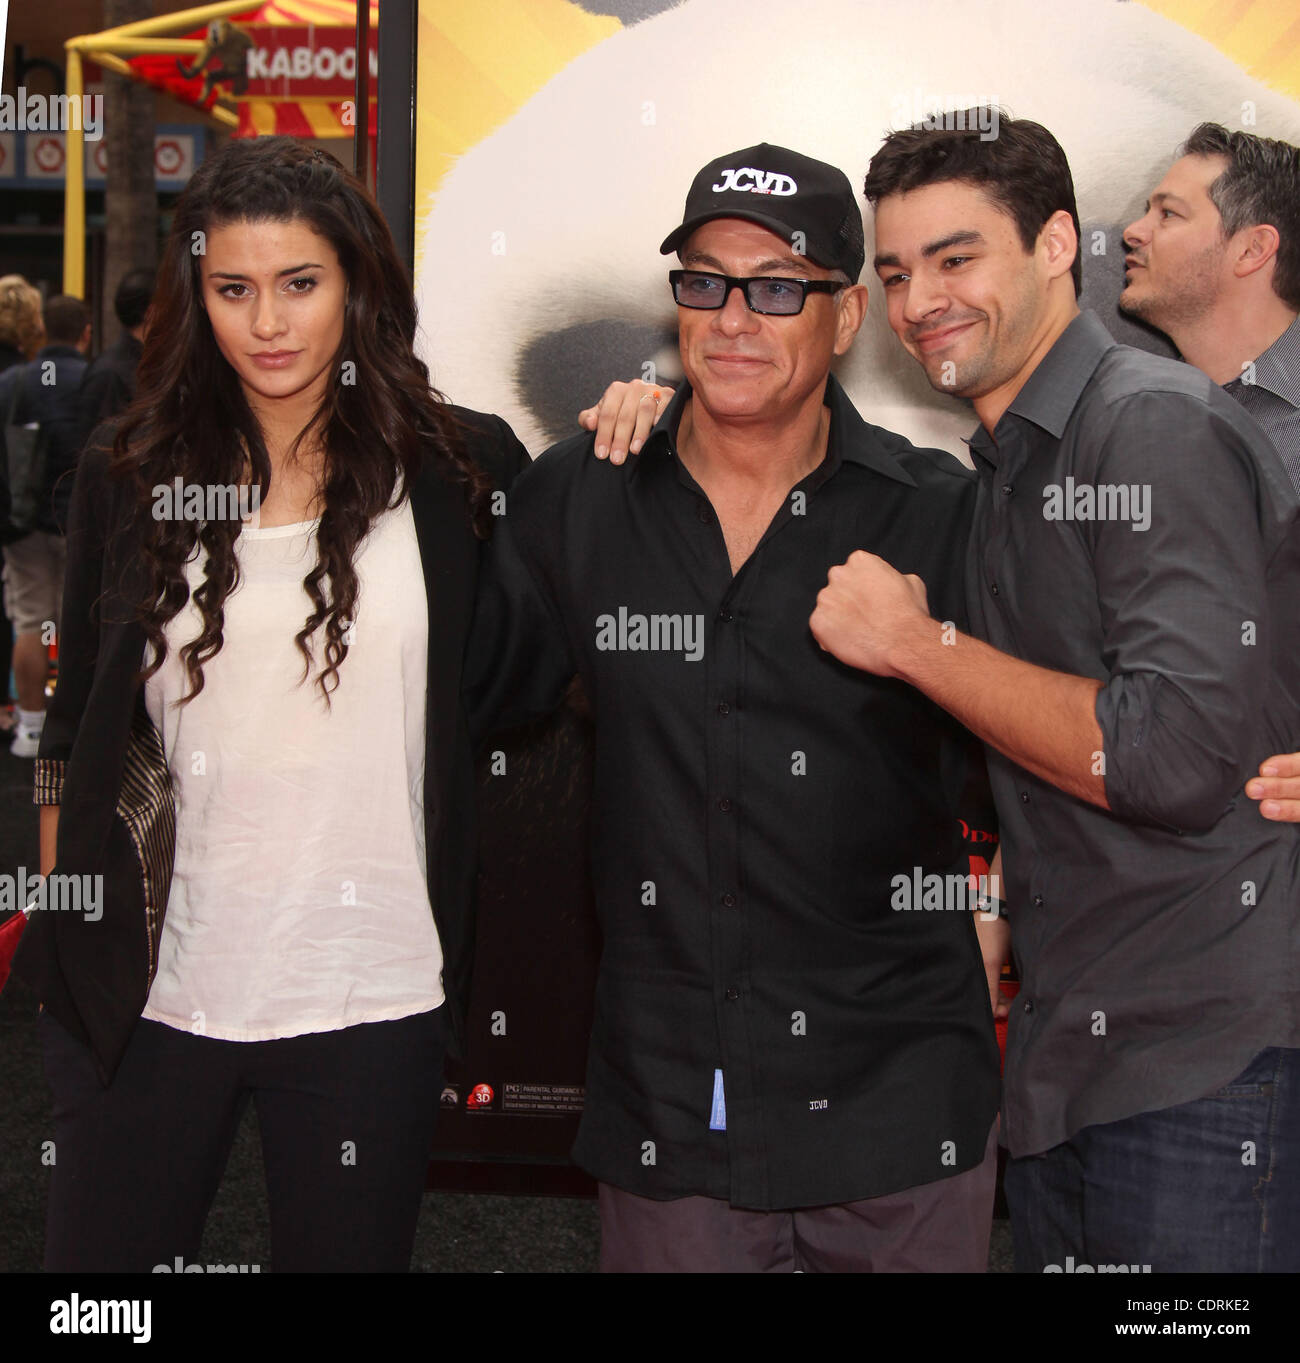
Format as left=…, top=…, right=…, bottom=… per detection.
left=710, top=167, right=797, bottom=196
left=661, top=142, right=866, bottom=282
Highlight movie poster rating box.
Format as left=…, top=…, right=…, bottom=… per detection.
left=502, top=1082, right=584, bottom=1115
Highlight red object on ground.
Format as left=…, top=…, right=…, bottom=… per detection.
left=0, top=912, right=27, bottom=993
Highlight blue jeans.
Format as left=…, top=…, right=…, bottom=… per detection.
left=1004, top=1046, right=1300, bottom=1273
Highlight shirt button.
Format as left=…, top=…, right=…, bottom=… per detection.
left=1032, top=894, right=1044, bottom=908
left=1020, top=791, right=1030, bottom=804
left=697, top=505, right=711, bottom=524
left=725, top=988, right=740, bottom=1001
left=718, top=607, right=734, bottom=623
left=720, top=892, right=736, bottom=907
left=1023, top=1000, right=1034, bottom=1014
left=718, top=797, right=733, bottom=813
left=1001, top=484, right=1014, bottom=496
left=717, top=701, right=731, bottom=716
left=989, top=583, right=1000, bottom=596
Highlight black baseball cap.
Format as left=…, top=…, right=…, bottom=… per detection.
left=660, top=143, right=865, bottom=282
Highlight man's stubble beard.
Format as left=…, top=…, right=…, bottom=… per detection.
left=1119, top=240, right=1225, bottom=334
left=916, top=280, right=1043, bottom=402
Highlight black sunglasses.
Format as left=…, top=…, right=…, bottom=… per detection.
left=669, top=269, right=846, bottom=316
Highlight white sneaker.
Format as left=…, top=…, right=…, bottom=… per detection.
left=9, top=728, right=40, bottom=758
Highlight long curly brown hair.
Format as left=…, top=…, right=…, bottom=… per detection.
left=112, top=137, right=491, bottom=703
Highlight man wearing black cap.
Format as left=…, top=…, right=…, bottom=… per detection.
left=469, top=144, right=1001, bottom=1271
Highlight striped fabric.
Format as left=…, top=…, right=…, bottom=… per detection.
left=114, top=707, right=176, bottom=981
left=32, top=758, right=65, bottom=805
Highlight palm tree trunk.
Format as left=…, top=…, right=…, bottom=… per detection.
left=101, top=0, right=158, bottom=345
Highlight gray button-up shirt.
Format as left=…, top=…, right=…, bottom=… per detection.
left=1223, top=313, right=1300, bottom=495
left=965, top=309, right=1300, bottom=1157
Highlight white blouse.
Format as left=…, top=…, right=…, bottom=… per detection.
left=141, top=498, right=444, bottom=1041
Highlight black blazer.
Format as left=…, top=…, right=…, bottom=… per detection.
left=12, top=408, right=529, bottom=1084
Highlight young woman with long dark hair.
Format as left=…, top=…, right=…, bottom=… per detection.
left=11, top=137, right=528, bottom=1272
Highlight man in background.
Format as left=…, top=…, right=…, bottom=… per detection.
left=1120, top=123, right=1300, bottom=823
left=0, top=295, right=90, bottom=758
left=0, top=275, right=46, bottom=739
left=1120, top=123, right=1299, bottom=489
left=74, top=268, right=154, bottom=445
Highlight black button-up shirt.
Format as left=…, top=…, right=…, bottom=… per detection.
left=469, top=375, right=999, bottom=1210
left=1223, top=313, right=1300, bottom=495
left=965, top=310, right=1300, bottom=1158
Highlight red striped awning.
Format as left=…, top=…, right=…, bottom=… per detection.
left=126, top=0, right=378, bottom=140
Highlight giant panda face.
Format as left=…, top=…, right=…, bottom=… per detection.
left=416, top=0, right=1300, bottom=459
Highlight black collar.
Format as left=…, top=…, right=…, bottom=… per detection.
left=635, top=372, right=917, bottom=488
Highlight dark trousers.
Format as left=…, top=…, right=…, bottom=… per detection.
left=599, top=1120, right=998, bottom=1272
left=1005, top=1046, right=1300, bottom=1273
left=40, top=1006, right=446, bottom=1272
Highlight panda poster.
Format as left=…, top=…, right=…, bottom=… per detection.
left=414, top=0, right=1300, bottom=1178
left=412, top=0, right=1300, bottom=457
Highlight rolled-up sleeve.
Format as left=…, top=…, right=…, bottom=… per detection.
left=1092, top=394, right=1271, bottom=834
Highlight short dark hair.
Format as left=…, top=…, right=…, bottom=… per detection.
left=114, top=267, right=156, bottom=330
left=863, top=108, right=1082, bottom=297
left=1179, top=122, right=1300, bottom=309
left=43, top=294, right=89, bottom=345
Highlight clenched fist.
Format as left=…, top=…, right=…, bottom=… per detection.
left=809, top=550, right=932, bottom=677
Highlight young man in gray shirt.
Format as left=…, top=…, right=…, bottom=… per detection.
left=811, top=110, right=1300, bottom=1273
